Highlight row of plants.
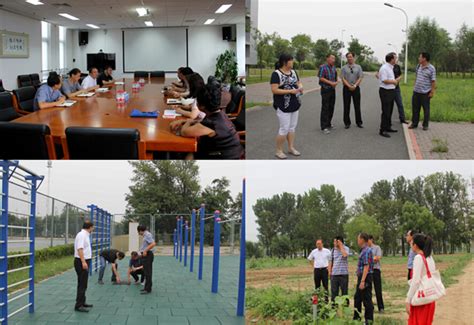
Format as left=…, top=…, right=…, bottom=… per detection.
left=8, top=244, right=74, bottom=270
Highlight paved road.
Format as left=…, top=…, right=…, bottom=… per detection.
left=247, top=75, right=410, bottom=159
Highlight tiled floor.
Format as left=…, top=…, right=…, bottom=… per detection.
left=8, top=256, right=243, bottom=325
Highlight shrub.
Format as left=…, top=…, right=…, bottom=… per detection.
left=8, top=244, right=74, bottom=270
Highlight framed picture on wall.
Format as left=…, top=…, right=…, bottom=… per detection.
left=0, top=30, right=29, bottom=58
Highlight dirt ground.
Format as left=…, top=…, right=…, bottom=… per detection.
left=433, top=261, right=474, bottom=325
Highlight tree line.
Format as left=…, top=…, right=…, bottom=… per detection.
left=250, top=172, right=472, bottom=259
left=123, top=161, right=241, bottom=245
left=251, top=17, right=474, bottom=76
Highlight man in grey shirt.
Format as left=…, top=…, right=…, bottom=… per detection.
left=137, top=225, right=156, bottom=294
left=368, top=235, right=384, bottom=313
left=341, top=52, right=364, bottom=129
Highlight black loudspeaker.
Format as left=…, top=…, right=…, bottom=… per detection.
left=222, top=26, right=232, bottom=41
left=79, top=31, right=88, bottom=46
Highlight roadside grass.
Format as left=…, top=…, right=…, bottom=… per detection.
left=247, top=101, right=272, bottom=109
left=431, top=138, right=449, bottom=153
left=247, top=68, right=317, bottom=85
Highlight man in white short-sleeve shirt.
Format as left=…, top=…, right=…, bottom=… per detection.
left=81, top=67, right=100, bottom=90
left=74, top=221, right=94, bottom=312
left=308, top=239, right=331, bottom=301
left=378, top=52, right=401, bottom=138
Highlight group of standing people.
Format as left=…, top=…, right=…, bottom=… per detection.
left=73, top=222, right=156, bottom=313
left=270, top=51, right=437, bottom=158
left=307, top=231, right=438, bottom=325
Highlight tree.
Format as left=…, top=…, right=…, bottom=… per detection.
left=344, top=214, right=382, bottom=250
left=329, top=39, right=344, bottom=66
left=347, top=36, right=377, bottom=71
left=312, top=39, right=331, bottom=67
left=291, top=34, right=313, bottom=68
left=272, top=34, right=294, bottom=61
left=454, top=23, right=474, bottom=76
left=399, top=202, right=444, bottom=246
left=271, top=235, right=293, bottom=258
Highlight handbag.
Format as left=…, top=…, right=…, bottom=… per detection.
left=410, top=254, right=446, bottom=306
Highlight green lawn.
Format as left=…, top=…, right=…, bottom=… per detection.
left=399, top=73, right=474, bottom=122
left=247, top=68, right=318, bottom=85
left=8, top=255, right=73, bottom=294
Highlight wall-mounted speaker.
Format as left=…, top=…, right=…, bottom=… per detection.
left=222, top=26, right=236, bottom=41
left=79, top=31, right=89, bottom=46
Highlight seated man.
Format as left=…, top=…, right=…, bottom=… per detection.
left=97, top=65, right=115, bottom=87
left=33, top=74, right=66, bottom=111
left=61, top=68, right=98, bottom=98
left=98, top=249, right=125, bottom=285
left=127, top=251, right=144, bottom=285
left=81, top=67, right=100, bottom=90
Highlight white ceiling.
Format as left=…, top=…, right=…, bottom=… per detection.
left=0, top=0, right=245, bottom=29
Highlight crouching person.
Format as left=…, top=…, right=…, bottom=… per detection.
left=128, top=251, right=144, bottom=285
left=98, top=249, right=125, bottom=284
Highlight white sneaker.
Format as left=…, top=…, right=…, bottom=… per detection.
left=323, top=128, right=331, bottom=134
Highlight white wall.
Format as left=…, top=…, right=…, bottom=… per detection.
left=0, top=10, right=41, bottom=90
left=70, top=25, right=245, bottom=80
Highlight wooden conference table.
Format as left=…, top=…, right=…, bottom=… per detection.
left=14, top=78, right=197, bottom=154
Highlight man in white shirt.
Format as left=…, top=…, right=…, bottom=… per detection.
left=308, top=239, right=331, bottom=301
left=81, top=67, right=100, bottom=91
left=378, top=52, right=401, bottom=138
left=74, top=221, right=94, bottom=312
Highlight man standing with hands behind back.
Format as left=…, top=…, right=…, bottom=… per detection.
left=378, top=52, right=402, bottom=138
left=353, top=233, right=374, bottom=325
left=74, top=221, right=94, bottom=312
left=341, top=52, right=364, bottom=129
left=137, top=225, right=156, bottom=294
left=318, top=54, right=340, bottom=134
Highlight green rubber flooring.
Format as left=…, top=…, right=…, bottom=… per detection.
left=8, top=256, right=243, bottom=325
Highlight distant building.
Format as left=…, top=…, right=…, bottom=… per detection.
left=246, top=0, right=258, bottom=67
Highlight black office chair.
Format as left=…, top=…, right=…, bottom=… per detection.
left=12, top=86, right=36, bottom=114
left=0, top=79, right=5, bottom=93
left=226, top=85, right=245, bottom=116
left=150, top=71, right=165, bottom=78
left=29, top=73, right=42, bottom=88
left=17, top=75, right=33, bottom=88
left=0, top=93, right=20, bottom=122
left=64, top=127, right=146, bottom=159
left=0, top=122, right=56, bottom=159
left=134, top=71, right=149, bottom=79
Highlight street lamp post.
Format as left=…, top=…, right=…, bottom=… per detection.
left=384, top=3, right=408, bottom=84
left=340, top=29, right=346, bottom=70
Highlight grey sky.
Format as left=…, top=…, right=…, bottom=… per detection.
left=245, top=160, right=473, bottom=242
left=257, top=0, right=473, bottom=62
left=18, top=161, right=245, bottom=218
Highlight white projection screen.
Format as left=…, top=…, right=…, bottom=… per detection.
left=123, top=27, right=187, bottom=72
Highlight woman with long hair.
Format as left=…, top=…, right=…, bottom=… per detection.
left=406, top=233, right=436, bottom=325
left=270, top=53, right=303, bottom=159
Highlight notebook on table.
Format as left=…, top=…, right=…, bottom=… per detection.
left=167, top=98, right=181, bottom=105
left=162, top=109, right=183, bottom=119
left=130, top=109, right=159, bottom=118
left=77, top=92, right=95, bottom=97
left=96, top=88, right=109, bottom=93
left=57, top=100, right=77, bottom=107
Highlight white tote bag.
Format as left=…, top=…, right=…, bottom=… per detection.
left=410, top=254, right=446, bottom=306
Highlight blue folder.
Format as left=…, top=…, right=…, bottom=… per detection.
left=130, top=109, right=158, bottom=118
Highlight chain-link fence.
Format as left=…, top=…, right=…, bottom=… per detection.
left=6, top=174, right=97, bottom=252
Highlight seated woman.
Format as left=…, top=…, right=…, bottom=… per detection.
left=166, top=67, right=194, bottom=98
left=33, top=74, right=66, bottom=111
left=169, top=83, right=243, bottom=160
left=173, top=73, right=206, bottom=120
left=61, top=68, right=98, bottom=98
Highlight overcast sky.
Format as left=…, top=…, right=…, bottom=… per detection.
left=257, top=0, right=473, bottom=62
left=245, top=160, right=473, bottom=242
left=18, top=161, right=245, bottom=220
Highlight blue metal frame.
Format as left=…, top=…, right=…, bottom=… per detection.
left=190, top=209, right=196, bottom=273
left=0, top=161, right=44, bottom=324
left=184, top=222, right=188, bottom=267
left=198, top=205, right=205, bottom=280
left=211, top=211, right=221, bottom=293
left=237, top=179, right=246, bottom=316
left=87, top=205, right=96, bottom=276
left=179, top=217, right=184, bottom=263
left=175, top=218, right=179, bottom=260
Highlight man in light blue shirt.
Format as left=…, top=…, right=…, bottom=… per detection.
left=33, top=74, right=65, bottom=111
left=137, top=225, right=156, bottom=294
left=406, top=230, right=416, bottom=280
left=409, top=52, right=437, bottom=130
left=329, top=236, right=350, bottom=305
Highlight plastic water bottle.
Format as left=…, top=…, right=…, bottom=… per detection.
left=116, top=90, right=125, bottom=108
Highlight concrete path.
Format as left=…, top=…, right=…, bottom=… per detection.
left=9, top=256, right=243, bottom=325
left=247, top=76, right=320, bottom=104
left=246, top=75, right=410, bottom=159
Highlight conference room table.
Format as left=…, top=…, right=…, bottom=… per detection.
left=14, top=78, right=197, bottom=157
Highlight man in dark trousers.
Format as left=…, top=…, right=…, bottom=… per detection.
left=98, top=249, right=125, bottom=285
left=307, top=239, right=331, bottom=302
left=74, top=221, right=94, bottom=312
left=137, top=225, right=156, bottom=294
left=353, top=232, right=374, bottom=324
left=329, top=236, right=350, bottom=305
left=318, top=54, right=339, bottom=134
left=127, top=251, right=145, bottom=284
left=368, top=235, right=385, bottom=313
left=378, top=52, right=401, bottom=138
left=341, top=52, right=364, bottom=129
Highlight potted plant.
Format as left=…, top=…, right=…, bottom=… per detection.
left=215, top=50, right=238, bottom=91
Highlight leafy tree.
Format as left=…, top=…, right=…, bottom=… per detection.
left=291, top=34, right=313, bottom=68
left=272, top=34, right=294, bottom=61
left=270, top=235, right=292, bottom=258
left=312, top=39, right=331, bottom=67
left=399, top=202, right=444, bottom=245
left=344, top=214, right=382, bottom=250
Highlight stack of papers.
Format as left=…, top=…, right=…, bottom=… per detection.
left=162, top=109, right=183, bottom=119
left=130, top=109, right=158, bottom=118
left=115, top=81, right=125, bottom=85
left=77, top=92, right=95, bottom=97
left=57, top=100, right=76, bottom=107
left=96, top=88, right=109, bottom=93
